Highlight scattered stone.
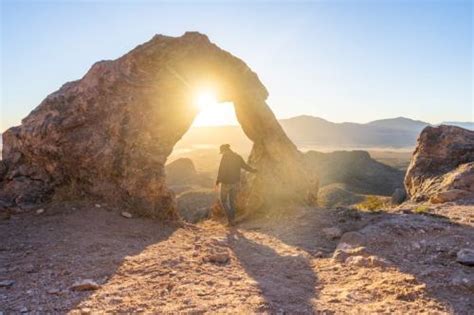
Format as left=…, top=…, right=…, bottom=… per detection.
left=322, top=227, right=343, bottom=239
left=205, top=252, right=230, bottom=264
left=0, top=280, right=15, bottom=287
left=36, top=208, right=44, bottom=214
left=332, top=245, right=368, bottom=263
left=70, top=279, right=101, bottom=291
left=81, top=308, right=92, bottom=315
left=121, top=211, right=132, bottom=219
left=95, top=204, right=101, bottom=208
left=20, top=307, right=28, bottom=313
left=345, top=255, right=392, bottom=268
left=210, top=237, right=229, bottom=247
left=47, top=288, right=61, bottom=295
left=456, top=248, right=474, bottom=266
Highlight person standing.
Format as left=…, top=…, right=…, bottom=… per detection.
left=216, top=144, right=257, bottom=226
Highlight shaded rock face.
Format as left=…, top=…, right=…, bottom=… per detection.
left=304, top=150, right=404, bottom=196
left=0, top=32, right=314, bottom=217
left=405, top=125, right=474, bottom=203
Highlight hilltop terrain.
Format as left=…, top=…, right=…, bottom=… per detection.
left=1, top=201, right=473, bottom=313
left=1, top=32, right=473, bottom=314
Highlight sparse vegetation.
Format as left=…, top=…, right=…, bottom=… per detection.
left=413, top=205, right=430, bottom=214
left=355, top=195, right=387, bottom=211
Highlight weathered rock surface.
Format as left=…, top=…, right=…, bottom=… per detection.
left=0, top=32, right=315, bottom=217
left=305, top=150, right=404, bottom=196
left=405, top=125, right=474, bottom=203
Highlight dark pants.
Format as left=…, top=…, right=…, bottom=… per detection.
left=220, top=183, right=238, bottom=223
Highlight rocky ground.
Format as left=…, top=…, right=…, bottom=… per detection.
left=1, top=202, right=473, bottom=314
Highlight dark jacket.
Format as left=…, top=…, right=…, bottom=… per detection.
left=216, top=151, right=256, bottom=184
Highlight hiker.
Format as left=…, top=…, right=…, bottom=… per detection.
left=216, top=144, right=257, bottom=226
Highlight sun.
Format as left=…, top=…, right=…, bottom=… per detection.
left=194, top=89, right=218, bottom=111
left=192, top=88, right=238, bottom=127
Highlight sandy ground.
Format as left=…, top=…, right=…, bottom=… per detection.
left=1, top=202, right=473, bottom=314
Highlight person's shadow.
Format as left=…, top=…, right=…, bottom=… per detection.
left=228, top=230, right=319, bottom=313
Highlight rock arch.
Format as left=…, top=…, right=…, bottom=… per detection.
left=0, top=32, right=317, bottom=218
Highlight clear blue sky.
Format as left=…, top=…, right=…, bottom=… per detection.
left=1, top=0, right=472, bottom=131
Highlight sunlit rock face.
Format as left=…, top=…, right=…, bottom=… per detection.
left=0, top=32, right=315, bottom=217
left=405, top=125, right=474, bottom=203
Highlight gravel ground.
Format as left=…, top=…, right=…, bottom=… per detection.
left=1, top=201, right=473, bottom=313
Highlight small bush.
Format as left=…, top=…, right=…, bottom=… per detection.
left=356, top=195, right=386, bottom=211
left=413, top=205, right=430, bottom=214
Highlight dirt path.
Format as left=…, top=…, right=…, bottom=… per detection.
left=1, top=202, right=473, bottom=313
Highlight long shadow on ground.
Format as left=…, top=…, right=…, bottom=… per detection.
left=0, top=201, right=178, bottom=313
left=228, top=230, right=319, bottom=313
left=240, top=206, right=474, bottom=314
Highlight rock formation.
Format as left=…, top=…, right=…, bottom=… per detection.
left=0, top=32, right=315, bottom=217
left=304, top=150, right=404, bottom=196
left=405, top=125, right=474, bottom=203
left=165, top=158, right=197, bottom=184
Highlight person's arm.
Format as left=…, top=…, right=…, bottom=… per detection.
left=240, top=156, right=257, bottom=173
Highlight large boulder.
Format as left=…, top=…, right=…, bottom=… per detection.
left=165, top=158, right=197, bottom=184
left=165, top=158, right=213, bottom=189
left=0, top=32, right=315, bottom=216
left=405, top=125, right=474, bottom=203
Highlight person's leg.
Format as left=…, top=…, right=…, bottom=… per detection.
left=220, top=184, right=231, bottom=220
left=227, top=185, right=237, bottom=225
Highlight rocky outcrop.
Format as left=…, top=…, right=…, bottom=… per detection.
left=304, top=150, right=404, bottom=196
left=317, top=183, right=364, bottom=208
left=165, top=158, right=213, bottom=189
left=0, top=32, right=315, bottom=217
left=405, top=125, right=474, bottom=203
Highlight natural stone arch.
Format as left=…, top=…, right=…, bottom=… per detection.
left=0, top=32, right=317, bottom=218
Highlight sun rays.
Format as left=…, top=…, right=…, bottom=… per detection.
left=192, top=88, right=238, bottom=127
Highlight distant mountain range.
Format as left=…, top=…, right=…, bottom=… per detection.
left=175, top=116, right=473, bottom=150
left=1, top=116, right=472, bottom=152
left=283, top=116, right=473, bottom=148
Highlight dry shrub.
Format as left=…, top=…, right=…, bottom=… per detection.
left=413, top=205, right=430, bottom=214
left=356, top=195, right=387, bottom=211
